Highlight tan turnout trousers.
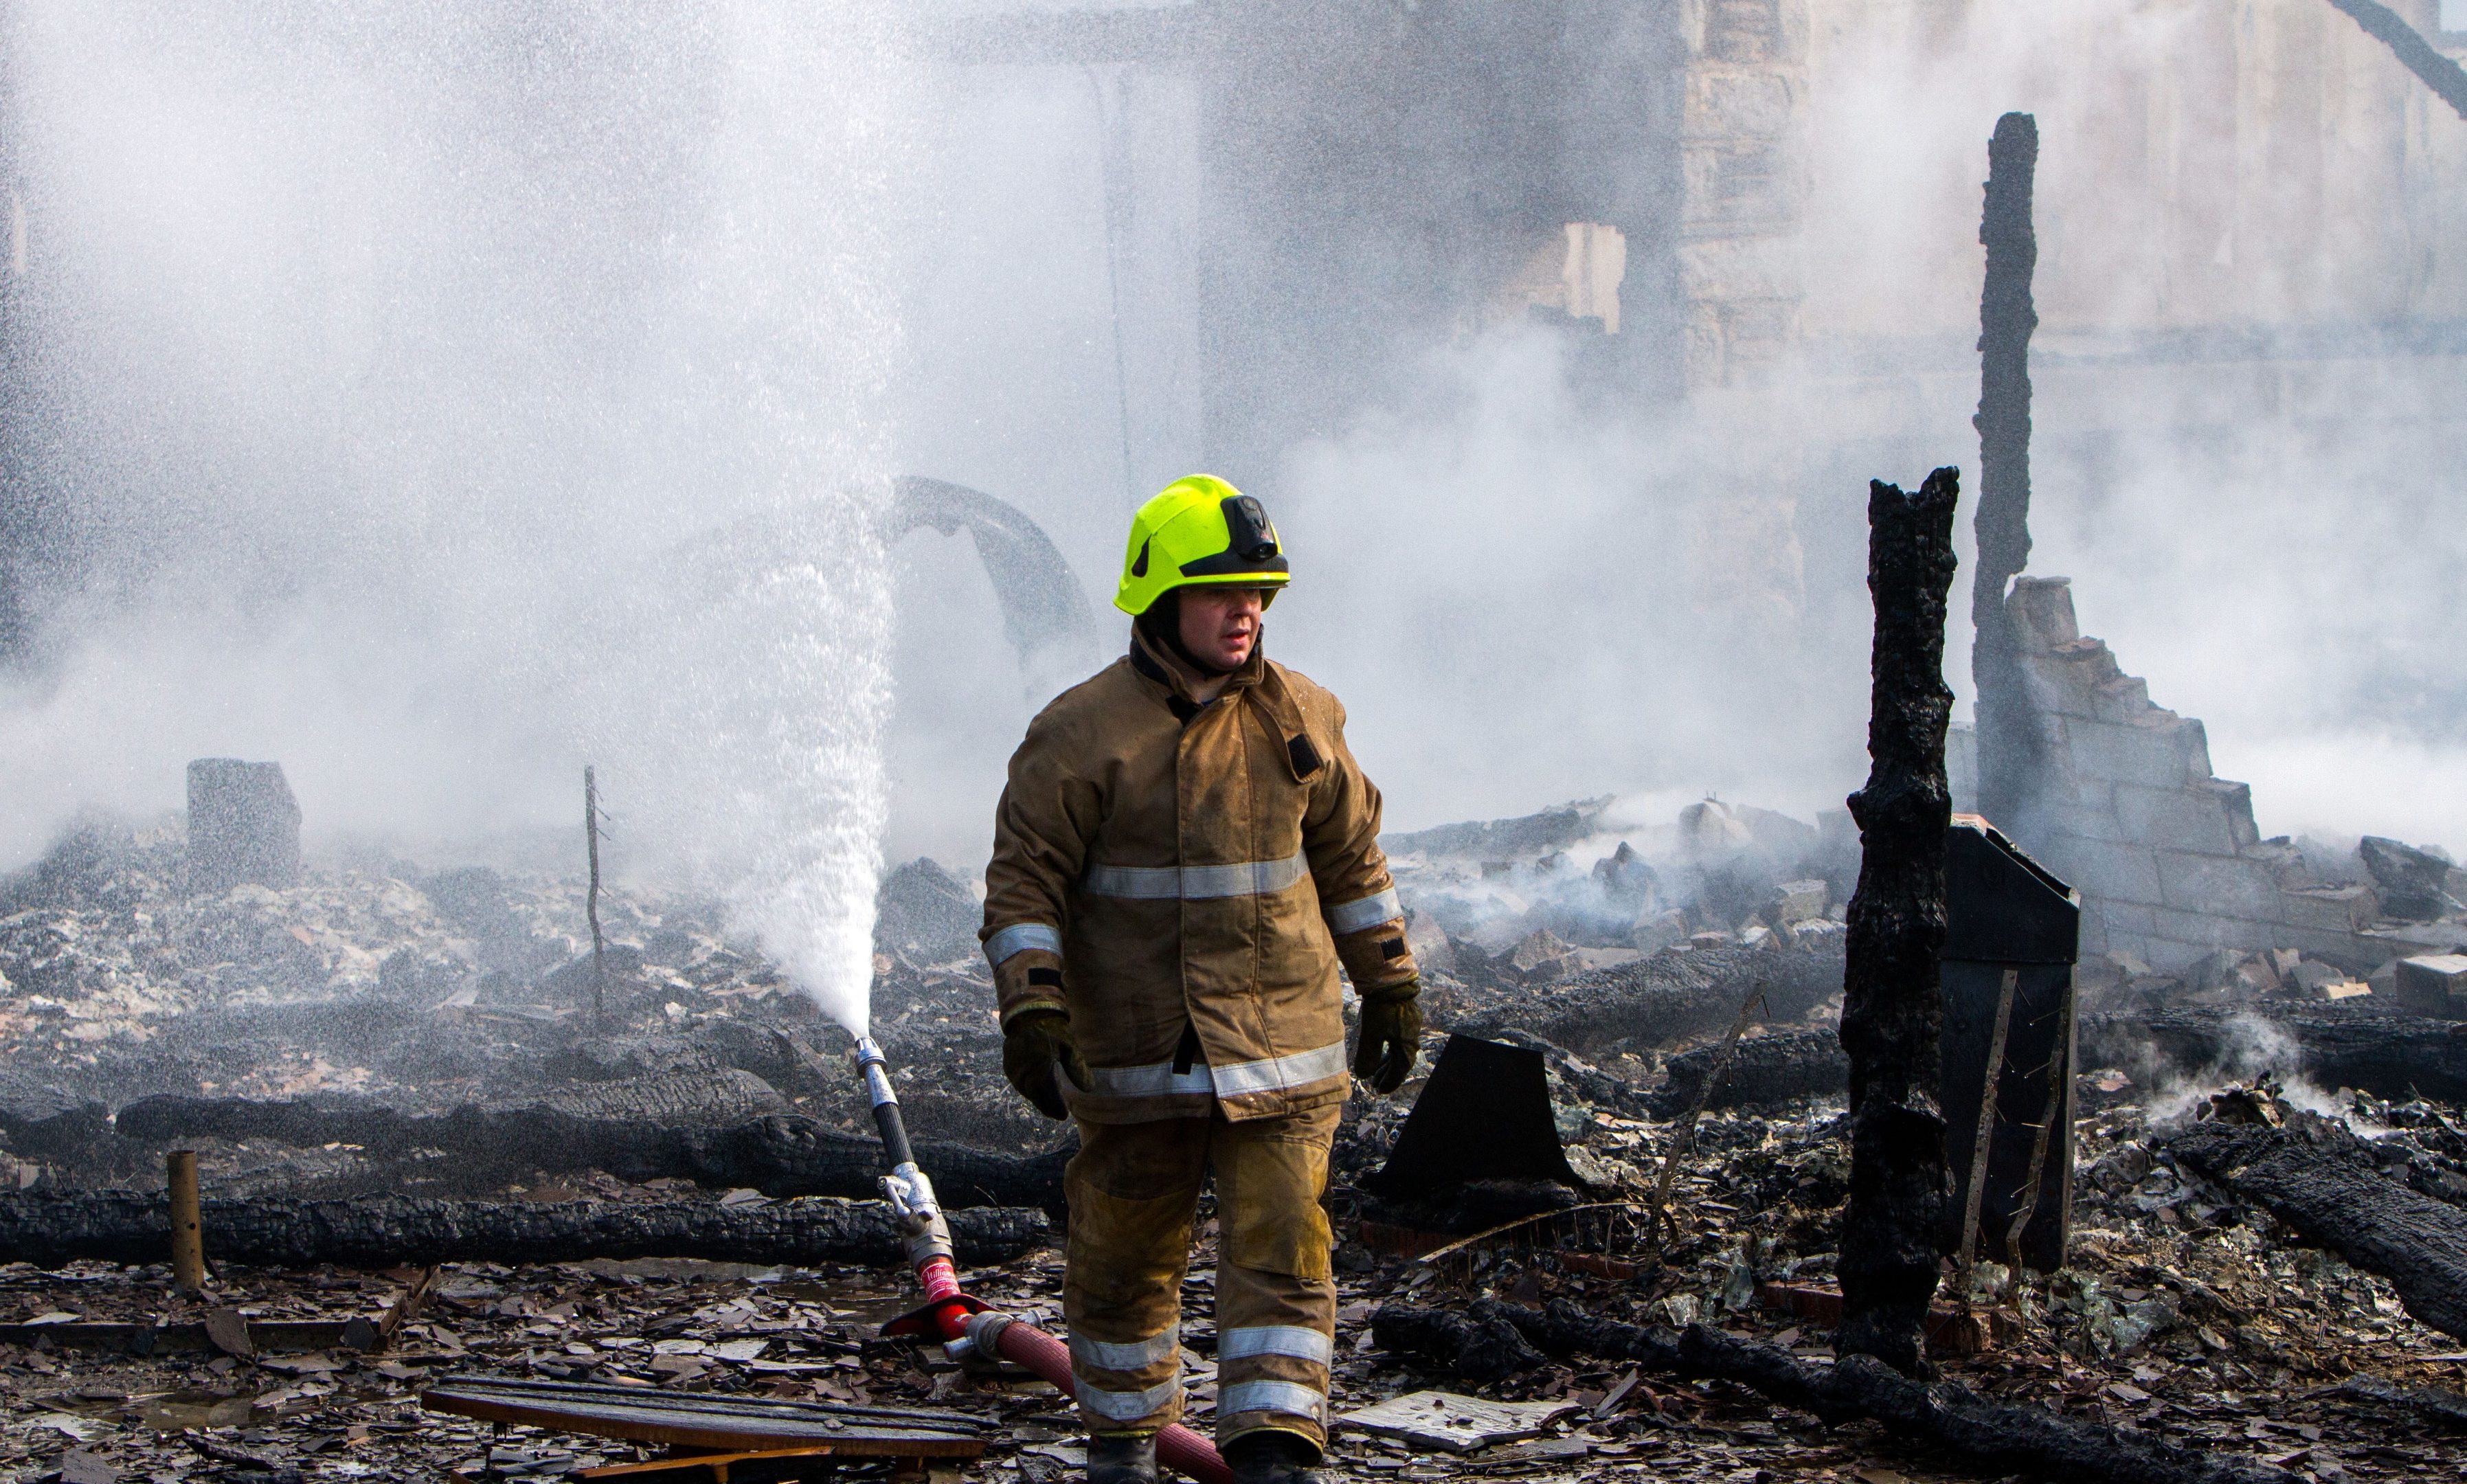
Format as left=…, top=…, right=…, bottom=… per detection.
left=1064, top=1103, right=1342, bottom=1448
left=980, top=631, right=1417, bottom=1449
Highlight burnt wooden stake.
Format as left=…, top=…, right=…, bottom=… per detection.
left=585, top=765, right=606, bottom=1026
left=1970, top=111, right=2043, bottom=837
left=166, top=1149, right=204, bottom=1293
left=1838, top=468, right=1961, bottom=1376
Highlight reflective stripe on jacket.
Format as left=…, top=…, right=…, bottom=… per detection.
left=981, top=633, right=1417, bottom=1123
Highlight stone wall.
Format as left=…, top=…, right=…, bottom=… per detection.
left=2003, top=577, right=2384, bottom=973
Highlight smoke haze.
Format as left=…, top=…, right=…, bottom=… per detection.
left=4, top=0, right=2467, bottom=969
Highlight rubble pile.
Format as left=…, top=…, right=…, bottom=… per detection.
left=5, top=800, right=2467, bottom=1477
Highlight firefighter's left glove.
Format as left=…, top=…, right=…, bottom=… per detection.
left=1353, top=978, right=1423, bottom=1094
left=1002, top=1007, right=1090, bottom=1121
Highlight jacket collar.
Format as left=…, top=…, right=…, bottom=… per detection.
left=1129, top=627, right=1265, bottom=719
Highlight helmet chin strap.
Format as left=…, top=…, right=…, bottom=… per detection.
left=1137, top=591, right=1242, bottom=678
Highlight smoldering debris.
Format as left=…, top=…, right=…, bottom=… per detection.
left=8, top=805, right=2467, bottom=1480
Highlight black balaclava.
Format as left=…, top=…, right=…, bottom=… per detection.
left=1136, top=587, right=1244, bottom=679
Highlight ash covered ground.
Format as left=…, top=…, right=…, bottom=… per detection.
left=2, top=799, right=2466, bottom=1481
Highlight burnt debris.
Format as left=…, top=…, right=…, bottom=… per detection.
left=1838, top=467, right=1961, bottom=1376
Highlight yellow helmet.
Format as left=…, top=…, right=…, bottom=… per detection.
left=1114, top=474, right=1290, bottom=616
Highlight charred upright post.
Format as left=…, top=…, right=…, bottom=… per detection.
left=1970, top=113, right=2043, bottom=840
left=585, top=765, right=605, bottom=1026
left=1838, top=468, right=1961, bottom=1376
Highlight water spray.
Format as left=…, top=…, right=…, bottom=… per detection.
left=851, top=1035, right=1232, bottom=1484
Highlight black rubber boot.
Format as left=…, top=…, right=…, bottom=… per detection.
left=1224, top=1430, right=1325, bottom=1484
left=1086, top=1430, right=1159, bottom=1484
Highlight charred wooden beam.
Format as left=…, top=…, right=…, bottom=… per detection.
left=1839, top=468, right=1961, bottom=1375
left=1691, top=1009, right=2467, bottom=1122
left=1373, top=1298, right=2296, bottom=1484
left=2325, top=0, right=2467, bottom=120
left=1970, top=112, right=2048, bottom=837
left=1451, top=941, right=1843, bottom=1057
left=1646, top=1028, right=1849, bottom=1117
left=0, top=1190, right=1049, bottom=1270
left=2082, top=1009, right=2467, bottom=1106
left=2164, top=1112, right=2467, bottom=1342
left=110, top=1098, right=1071, bottom=1214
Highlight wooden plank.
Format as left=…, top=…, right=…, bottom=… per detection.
left=578, top=1446, right=836, bottom=1481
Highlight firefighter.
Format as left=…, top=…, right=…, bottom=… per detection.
left=980, top=474, right=1423, bottom=1484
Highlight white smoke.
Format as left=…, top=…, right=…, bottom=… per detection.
left=0, top=3, right=922, bottom=1030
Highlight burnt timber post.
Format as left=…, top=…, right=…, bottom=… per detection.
left=1970, top=112, right=2042, bottom=841
left=1838, top=467, right=1961, bottom=1376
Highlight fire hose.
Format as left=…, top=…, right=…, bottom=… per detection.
left=852, top=1035, right=1234, bottom=1484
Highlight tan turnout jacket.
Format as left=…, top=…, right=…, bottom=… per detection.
left=982, top=632, right=1417, bottom=1124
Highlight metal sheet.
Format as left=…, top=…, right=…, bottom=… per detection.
left=421, top=1375, right=985, bottom=1459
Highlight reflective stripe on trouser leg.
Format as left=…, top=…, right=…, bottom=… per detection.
left=1064, top=1116, right=1211, bottom=1433
left=1209, top=1103, right=1341, bottom=1448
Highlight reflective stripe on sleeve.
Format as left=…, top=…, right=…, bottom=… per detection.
left=1074, top=1375, right=1183, bottom=1421
left=1325, top=887, right=1402, bottom=935
left=1068, top=1324, right=1181, bottom=1372
left=984, top=923, right=1062, bottom=967
left=1215, top=1325, right=1333, bottom=1366
left=1082, top=852, right=1307, bottom=900
left=1215, top=1378, right=1327, bottom=1421
left=1073, top=1040, right=1348, bottom=1101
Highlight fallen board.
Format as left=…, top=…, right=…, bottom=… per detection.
left=423, top=1375, right=985, bottom=1459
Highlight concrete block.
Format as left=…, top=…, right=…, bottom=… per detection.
left=2393, top=955, right=2467, bottom=1018
left=2279, top=885, right=2378, bottom=934
left=2046, top=639, right=2124, bottom=689
left=2046, top=835, right=2163, bottom=906
left=2115, top=785, right=2237, bottom=857
left=2009, top=576, right=2077, bottom=647
left=2079, top=916, right=2109, bottom=957
left=2099, top=901, right=2157, bottom=936
left=2053, top=796, right=2128, bottom=844
left=2156, top=851, right=2286, bottom=919
left=2176, top=717, right=2213, bottom=779
left=2147, top=906, right=2275, bottom=952
left=2091, top=675, right=2152, bottom=723
left=2205, top=779, right=2261, bottom=851
left=2058, top=717, right=2207, bottom=789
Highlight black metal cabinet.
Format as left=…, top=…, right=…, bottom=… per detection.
left=1938, top=815, right=2080, bottom=1273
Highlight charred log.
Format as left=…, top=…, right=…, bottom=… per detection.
left=1838, top=469, right=1961, bottom=1375
left=1647, top=1029, right=1849, bottom=1117
left=1970, top=112, right=2047, bottom=838
left=1452, top=941, right=1842, bottom=1057
left=2081, top=1009, right=2467, bottom=1106
left=1366, top=1299, right=1549, bottom=1381
left=1373, top=1298, right=2295, bottom=1484
left=2164, top=1112, right=2467, bottom=1342
left=111, top=1099, right=1072, bottom=1213
left=0, top=1189, right=1048, bottom=1270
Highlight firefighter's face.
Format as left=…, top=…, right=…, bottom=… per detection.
left=1180, top=586, right=1263, bottom=670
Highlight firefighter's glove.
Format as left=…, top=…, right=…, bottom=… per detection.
left=1353, top=979, right=1423, bottom=1094
left=1002, top=1006, right=1090, bottom=1121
